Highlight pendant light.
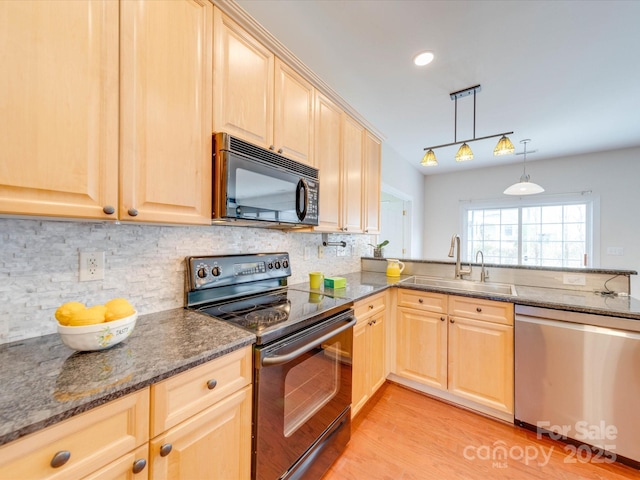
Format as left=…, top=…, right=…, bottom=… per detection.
left=422, top=84, right=514, bottom=165
left=503, top=139, right=544, bottom=195
left=421, top=149, right=438, bottom=166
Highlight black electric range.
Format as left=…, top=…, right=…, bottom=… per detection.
left=185, top=252, right=353, bottom=345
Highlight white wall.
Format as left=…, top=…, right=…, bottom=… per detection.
left=423, top=146, right=640, bottom=295
left=381, top=143, right=425, bottom=257
left=0, top=219, right=372, bottom=344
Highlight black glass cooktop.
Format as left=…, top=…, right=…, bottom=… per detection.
left=195, top=288, right=353, bottom=345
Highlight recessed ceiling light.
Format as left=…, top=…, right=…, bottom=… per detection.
left=413, top=51, right=434, bottom=66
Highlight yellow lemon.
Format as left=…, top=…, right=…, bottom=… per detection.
left=55, top=301, right=86, bottom=326
left=67, top=305, right=106, bottom=326
left=105, top=298, right=134, bottom=322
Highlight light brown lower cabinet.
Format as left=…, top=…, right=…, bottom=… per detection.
left=351, top=292, right=386, bottom=418
left=149, top=385, right=252, bottom=480
left=395, top=289, right=514, bottom=417
left=0, top=346, right=253, bottom=480
left=0, top=389, right=150, bottom=479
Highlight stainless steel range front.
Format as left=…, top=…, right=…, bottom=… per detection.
left=185, top=253, right=354, bottom=480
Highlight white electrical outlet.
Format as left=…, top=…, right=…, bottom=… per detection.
left=563, top=273, right=586, bottom=286
left=318, top=246, right=325, bottom=258
left=79, top=251, right=105, bottom=281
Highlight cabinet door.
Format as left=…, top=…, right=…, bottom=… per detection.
left=150, top=385, right=252, bottom=480
left=213, top=7, right=274, bottom=148
left=363, top=131, right=381, bottom=234
left=448, top=316, right=514, bottom=414
left=313, top=92, right=343, bottom=232
left=341, top=115, right=364, bottom=233
left=351, top=319, right=369, bottom=417
left=274, top=59, right=315, bottom=165
left=396, top=308, right=447, bottom=390
left=369, top=311, right=386, bottom=394
left=120, top=0, right=213, bottom=225
left=0, top=0, right=119, bottom=219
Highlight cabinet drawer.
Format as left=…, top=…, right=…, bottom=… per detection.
left=0, top=389, right=149, bottom=480
left=448, top=296, right=514, bottom=325
left=83, top=444, right=149, bottom=480
left=397, top=288, right=447, bottom=313
left=151, top=346, right=252, bottom=436
left=354, top=292, right=386, bottom=320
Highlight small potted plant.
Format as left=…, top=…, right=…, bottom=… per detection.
left=368, top=240, right=389, bottom=258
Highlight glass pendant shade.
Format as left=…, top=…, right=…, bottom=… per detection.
left=421, top=149, right=438, bottom=166
left=493, top=135, right=515, bottom=156
left=455, top=143, right=474, bottom=162
left=504, top=174, right=545, bottom=195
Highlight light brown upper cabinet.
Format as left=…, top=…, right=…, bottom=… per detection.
left=0, top=0, right=119, bottom=220
left=120, top=0, right=213, bottom=225
left=313, top=93, right=343, bottom=232
left=0, top=0, right=213, bottom=225
left=213, top=8, right=315, bottom=166
left=341, top=115, right=364, bottom=233
left=363, top=131, right=382, bottom=234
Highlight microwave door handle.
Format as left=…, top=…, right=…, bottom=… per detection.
left=296, top=178, right=308, bottom=221
left=261, top=317, right=356, bottom=366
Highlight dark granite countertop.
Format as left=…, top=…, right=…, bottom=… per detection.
left=0, top=308, right=255, bottom=446
left=293, top=271, right=640, bottom=321
left=4, top=272, right=640, bottom=448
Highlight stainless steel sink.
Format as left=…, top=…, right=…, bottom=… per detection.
left=399, top=276, right=517, bottom=296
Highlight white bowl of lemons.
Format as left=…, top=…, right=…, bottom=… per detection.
left=56, top=298, right=137, bottom=351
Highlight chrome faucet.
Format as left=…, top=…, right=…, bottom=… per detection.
left=476, top=250, right=487, bottom=282
left=448, top=234, right=472, bottom=279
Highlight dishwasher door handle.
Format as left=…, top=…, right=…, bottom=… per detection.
left=262, top=317, right=356, bottom=366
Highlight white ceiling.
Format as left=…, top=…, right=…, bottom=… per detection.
left=235, top=0, right=640, bottom=175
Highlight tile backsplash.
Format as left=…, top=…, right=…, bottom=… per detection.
left=1, top=218, right=370, bottom=344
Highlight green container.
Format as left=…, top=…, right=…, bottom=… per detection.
left=324, top=277, right=346, bottom=289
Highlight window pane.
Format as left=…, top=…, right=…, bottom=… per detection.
left=464, top=202, right=589, bottom=268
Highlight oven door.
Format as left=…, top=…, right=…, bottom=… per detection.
left=254, top=310, right=355, bottom=480
left=218, top=150, right=318, bottom=225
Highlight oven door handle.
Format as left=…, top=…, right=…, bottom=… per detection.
left=261, top=317, right=356, bottom=367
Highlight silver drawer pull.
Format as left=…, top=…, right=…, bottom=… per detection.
left=50, top=451, right=71, bottom=468
left=450, top=319, right=455, bottom=324
left=476, top=307, right=482, bottom=312
left=418, top=298, right=424, bottom=303
left=207, top=379, right=218, bottom=390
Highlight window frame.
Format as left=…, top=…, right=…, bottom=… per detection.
left=459, top=193, right=600, bottom=267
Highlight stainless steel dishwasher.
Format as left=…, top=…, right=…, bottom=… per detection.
left=515, top=305, right=640, bottom=466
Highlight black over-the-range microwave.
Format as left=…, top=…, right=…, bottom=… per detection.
left=212, top=132, right=319, bottom=227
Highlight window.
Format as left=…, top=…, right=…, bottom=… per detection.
left=462, top=197, right=595, bottom=267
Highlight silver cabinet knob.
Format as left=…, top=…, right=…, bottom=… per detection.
left=132, top=458, right=147, bottom=474
left=476, top=307, right=482, bottom=313
left=277, top=148, right=283, bottom=154
left=440, top=317, right=445, bottom=322
left=103, top=205, right=115, bottom=215
left=269, top=145, right=275, bottom=150
left=128, top=208, right=139, bottom=217
left=160, top=443, right=172, bottom=457
left=50, top=451, right=71, bottom=468
left=418, top=298, right=424, bottom=303
left=207, top=379, right=218, bottom=390
left=450, top=319, right=455, bottom=324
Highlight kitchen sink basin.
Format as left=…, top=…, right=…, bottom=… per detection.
left=399, top=276, right=517, bottom=296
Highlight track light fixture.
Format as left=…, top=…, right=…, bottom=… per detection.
left=421, top=84, right=514, bottom=166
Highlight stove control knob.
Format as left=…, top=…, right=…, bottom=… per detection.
left=282, top=260, right=289, bottom=269
left=197, top=268, right=207, bottom=278
left=211, top=266, right=222, bottom=277
left=274, top=261, right=281, bottom=269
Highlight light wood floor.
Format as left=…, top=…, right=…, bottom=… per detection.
left=323, top=383, right=639, bottom=480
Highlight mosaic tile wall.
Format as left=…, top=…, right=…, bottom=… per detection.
left=0, top=218, right=371, bottom=344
